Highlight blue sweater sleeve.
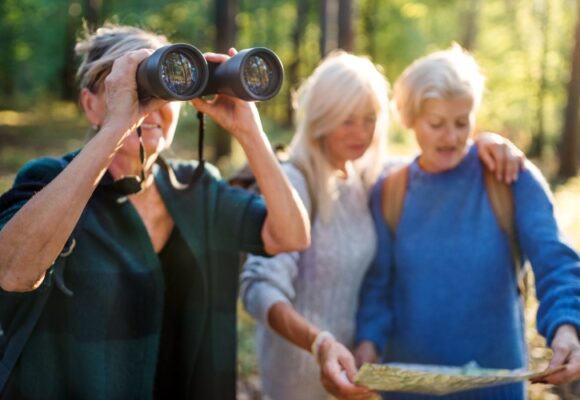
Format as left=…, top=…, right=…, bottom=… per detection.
left=514, top=162, right=580, bottom=345
left=355, top=177, right=394, bottom=353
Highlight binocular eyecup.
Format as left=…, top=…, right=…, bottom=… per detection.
left=137, top=44, right=284, bottom=102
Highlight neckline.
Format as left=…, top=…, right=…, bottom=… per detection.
left=410, top=143, right=477, bottom=179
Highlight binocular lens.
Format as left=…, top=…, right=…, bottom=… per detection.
left=243, top=55, right=274, bottom=97
left=137, top=44, right=283, bottom=102
left=161, top=52, right=200, bottom=96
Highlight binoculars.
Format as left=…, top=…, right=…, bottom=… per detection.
left=137, top=44, right=284, bottom=102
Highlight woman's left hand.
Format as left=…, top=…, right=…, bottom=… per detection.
left=476, top=132, right=526, bottom=183
left=541, top=324, right=580, bottom=385
left=318, top=338, right=375, bottom=400
left=190, top=48, right=264, bottom=144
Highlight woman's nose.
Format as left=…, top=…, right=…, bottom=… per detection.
left=442, top=123, right=459, bottom=139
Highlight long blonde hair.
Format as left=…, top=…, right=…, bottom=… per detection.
left=289, top=50, right=390, bottom=223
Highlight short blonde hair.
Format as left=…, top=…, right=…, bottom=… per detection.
left=288, top=50, right=390, bottom=223
left=75, top=23, right=168, bottom=93
left=393, top=43, right=485, bottom=128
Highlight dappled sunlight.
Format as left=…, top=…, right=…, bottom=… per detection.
left=554, top=177, right=580, bottom=248
left=0, top=110, right=37, bottom=126
left=0, top=102, right=82, bottom=127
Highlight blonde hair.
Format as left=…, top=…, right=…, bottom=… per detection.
left=75, top=23, right=169, bottom=93
left=288, top=50, right=390, bottom=223
left=393, top=43, right=485, bottom=128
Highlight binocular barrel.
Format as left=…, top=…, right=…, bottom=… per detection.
left=137, top=44, right=284, bottom=102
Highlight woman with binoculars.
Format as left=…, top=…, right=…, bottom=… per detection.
left=0, top=23, right=309, bottom=399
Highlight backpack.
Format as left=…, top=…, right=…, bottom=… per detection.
left=381, top=162, right=526, bottom=296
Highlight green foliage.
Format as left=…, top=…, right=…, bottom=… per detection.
left=0, top=0, right=577, bottom=161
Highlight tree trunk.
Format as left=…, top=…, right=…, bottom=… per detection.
left=62, top=2, right=82, bottom=101
left=213, top=0, right=238, bottom=160
left=338, top=0, right=354, bottom=51
left=285, top=0, right=310, bottom=127
left=529, top=0, right=550, bottom=158
left=320, top=0, right=338, bottom=56
left=0, top=23, right=15, bottom=99
left=85, top=0, right=101, bottom=31
left=215, top=0, right=237, bottom=53
left=460, top=0, right=480, bottom=50
left=558, top=0, right=580, bottom=178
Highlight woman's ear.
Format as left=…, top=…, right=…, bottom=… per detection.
left=79, top=87, right=105, bottom=126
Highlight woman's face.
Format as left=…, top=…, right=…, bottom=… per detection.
left=322, top=105, right=377, bottom=172
left=412, top=97, right=473, bottom=173
left=122, top=100, right=181, bottom=157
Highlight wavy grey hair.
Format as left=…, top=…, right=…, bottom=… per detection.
left=75, top=23, right=168, bottom=93
left=393, top=43, right=485, bottom=128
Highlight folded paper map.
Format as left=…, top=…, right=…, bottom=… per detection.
left=354, top=361, right=564, bottom=395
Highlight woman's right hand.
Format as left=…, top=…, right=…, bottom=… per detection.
left=318, top=338, right=375, bottom=400
left=100, top=49, right=166, bottom=137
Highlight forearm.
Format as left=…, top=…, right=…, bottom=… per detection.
left=238, top=130, right=310, bottom=254
left=267, top=301, right=320, bottom=353
left=0, top=127, right=126, bottom=291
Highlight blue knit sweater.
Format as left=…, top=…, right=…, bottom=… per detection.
left=356, top=144, right=580, bottom=400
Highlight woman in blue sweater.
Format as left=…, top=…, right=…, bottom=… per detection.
left=355, top=44, right=580, bottom=399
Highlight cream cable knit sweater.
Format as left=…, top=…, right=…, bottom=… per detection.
left=240, top=163, right=376, bottom=400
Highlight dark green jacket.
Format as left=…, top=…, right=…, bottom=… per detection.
left=0, top=152, right=267, bottom=399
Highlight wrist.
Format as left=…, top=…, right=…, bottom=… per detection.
left=236, top=127, right=268, bottom=148
left=556, top=324, right=580, bottom=339
left=311, top=330, right=335, bottom=363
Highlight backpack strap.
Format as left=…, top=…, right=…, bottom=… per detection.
left=381, top=164, right=410, bottom=235
left=482, top=164, right=525, bottom=295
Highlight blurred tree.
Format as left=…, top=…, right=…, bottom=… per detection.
left=558, top=0, right=580, bottom=178
left=215, top=0, right=237, bottom=53
left=319, top=0, right=338, bottom=56
left=213, top=0, right=238, bottom=159
left=285, top=0, right=311, bottom=127
left=62, top=1, right=83, bottom=101
left=360, top=0, right=379, bottom=60
left=460, top=0, right=480, bottom=50
left=529, top=0, right=551, bottom=158
left=320, top=0, right=354, bottom=54
left=338, top=0, right=354, bottom=51
left=85, top=0, right=101, bottom=30
left=0, top=0, right=17, bottom=99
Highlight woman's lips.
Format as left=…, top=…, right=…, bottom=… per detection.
left=436, top=146, right=457, bottom=155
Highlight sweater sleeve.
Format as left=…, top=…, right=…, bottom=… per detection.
left=0, top=157, right=67, bottom=355
left=355, top=177, right=394, bottom=353
left=212, top=178, right=268, bottom=255
left=239, top=164, right=311, bottom=326
left=240, top=252, right=299, bottom=326
left=513, top=161, right=580, bottom=345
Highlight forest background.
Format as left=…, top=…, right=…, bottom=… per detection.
left=1, top=0, right=580, bottom=399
